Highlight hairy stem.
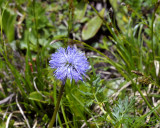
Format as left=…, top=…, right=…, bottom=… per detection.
left=48, top=84, right=65, bottom=128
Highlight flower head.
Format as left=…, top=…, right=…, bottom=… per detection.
left=49, top=46, right=89, bottom=82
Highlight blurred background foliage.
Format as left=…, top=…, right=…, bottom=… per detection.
left=0, top=0, right=160, bottom=127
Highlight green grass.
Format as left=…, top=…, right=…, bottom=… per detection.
left=0, top=0, right=160, bottom=127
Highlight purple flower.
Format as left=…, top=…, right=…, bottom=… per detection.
left=49, top=46, right=89, bottom=82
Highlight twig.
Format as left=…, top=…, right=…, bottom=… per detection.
left=0, top=94, right=15, bottom=105
left=112, top=80, right=134, bottom=100
left=33, top=77, right=46, bottom=98
left=2, top=94, right=15, bottom=120
left=6, top=113, right=13, bottom=128
left=16, top=95, right=31, bottom=128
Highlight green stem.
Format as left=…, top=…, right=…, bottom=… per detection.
left=94, top=94, right=106, bottom=114
left=1, top=1, right=8, bottom=56
left=135, top=84, right=160, bottom=121
left=48, top=84, right=65, bottom=128
left=33, top=0, right=39, bottom=50
left=151, top=10, right=155, bottom=61
left=151, top=1, right=160, bottom=61
left=61, top=104, right=70, bottom=128
left=105, top=102, right=116, bottom=122
left=93, top=93, right=116, bottom=126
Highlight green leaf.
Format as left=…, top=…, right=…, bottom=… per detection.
left=74, top=2, right=87, bottom=22
left=29, top=91, right=51, bottom=103
left=82, top=8, right=105, bottom=40
left=2, top=9, right=16, bottom=42
left=0, top=0, right=5, bottom=7
left=0, top=122, right=5, bottom=128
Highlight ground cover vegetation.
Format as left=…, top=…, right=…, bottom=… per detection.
left=0, top=0, right=160, bottom=127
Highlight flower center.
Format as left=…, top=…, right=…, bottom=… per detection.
left=66, top=61, right=72, bottom=67
left=65, top=61, right=76, bottom=71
